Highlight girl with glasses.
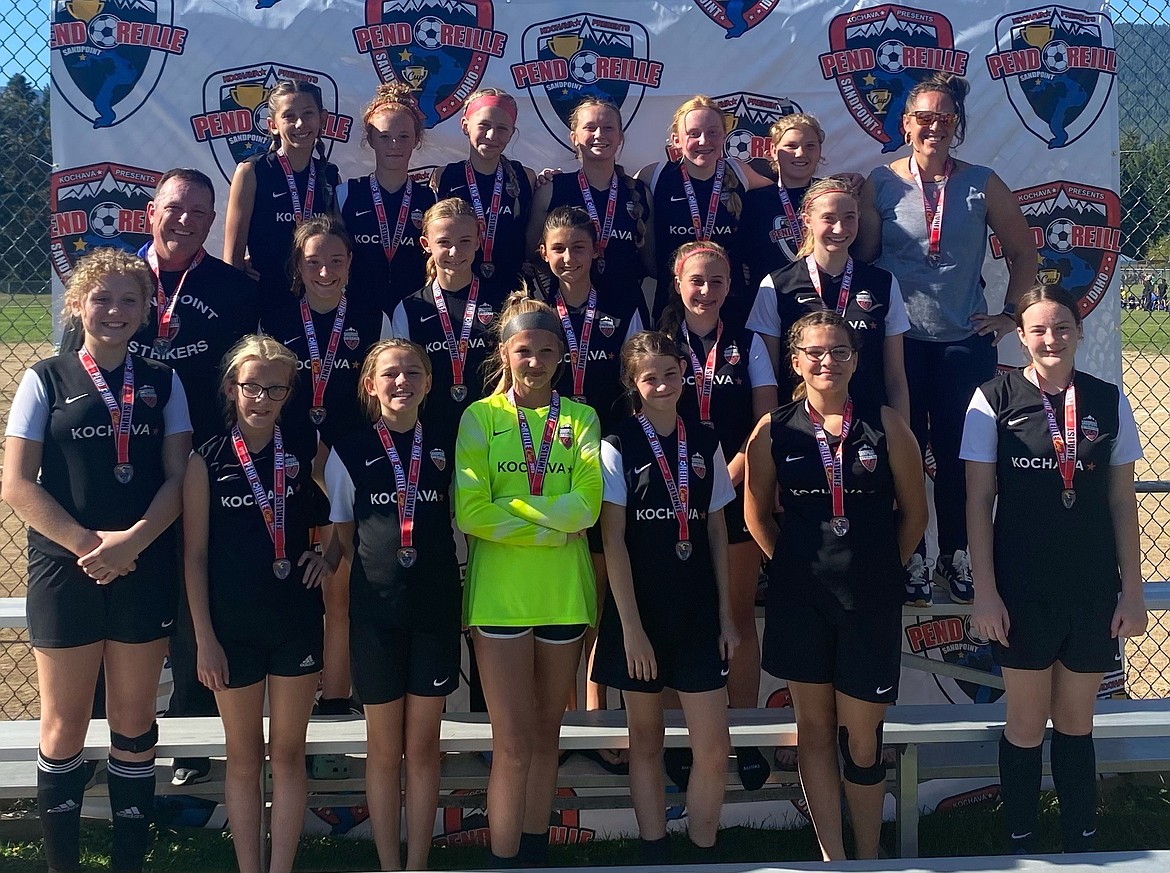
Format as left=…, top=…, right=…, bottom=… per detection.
left=182, top=335, right=333, bottom=873
left=855, top=73, right=1037, bottom=608
left=744, top=310, right=927, bottom=862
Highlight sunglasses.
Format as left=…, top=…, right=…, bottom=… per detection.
left=905, top=111, right=958, bottom=127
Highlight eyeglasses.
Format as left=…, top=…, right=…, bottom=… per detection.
left=906, top=111, right=957, bottom=127
left=796, top=345, right=854, bottom=363
left=235, top=382, right=291, bottom=401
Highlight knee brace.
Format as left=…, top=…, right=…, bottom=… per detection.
left=110, top=722, right=158, bottom=755
left=838, top=723, right=885, bottom=786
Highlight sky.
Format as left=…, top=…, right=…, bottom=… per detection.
left=3, top=1, right=1168, bottom=91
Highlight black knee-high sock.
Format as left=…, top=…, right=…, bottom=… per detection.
left=107, top=754, right=155, bottom=872
left=518, top=830, right=549, bottom=866
left=37, top=749, right=86, bottom=873
left=1051, top=729, right=1097, bottom=853
left=640, top=834, right=671, bottom=865
left=998, top=733, right=1042, bottom=854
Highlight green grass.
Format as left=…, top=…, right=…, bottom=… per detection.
left=2, top=781, right=1166, bottom=871
left=0, top=294, right=52, bottom=345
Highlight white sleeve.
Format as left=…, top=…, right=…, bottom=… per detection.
left=324, top=448, right=356, bottom=523
left=747, top=333, right=777, bottom=388
left=624, top=309, right=644, bottom=342
left=336, top=180, right=350, bottom=212
left=709, top=445, right=736, bottom=511
left=390, top=302, right=410, bottom=340
left=380, top=312, right=394, bottom=341
left=163, top=371, right=193, bottom=436
left=600, top=440, right=627, bottom=506
left=746, top=275, right=781, bottom=337
left=1111, top=391, right=1144, bottom=465
left=4, top=369, right=49, bottom=440
left=959, top=388, right=998, bottom=463
left=884, top=274, right=911, bottom=336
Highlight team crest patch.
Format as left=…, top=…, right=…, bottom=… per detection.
left=51, top=0, right=187, bottom=129
left=599, top=315, right=616, bottom=337
left=511, top=13, right=662, bottom=153
left=692, top=1, right=779, bottom=39
left=820, top=5, right=969, bottom=153
left=855, top=290, right=874, bottom=312
left=989, top=181, right=1120, bottom=318
left=690, top=452, right=707, bottom=479
left=343, top=327, right=361, bottom=350
left=430, top=447, right=446, bottom=470
left=50, top=163, right=160, bottom=283
left=1081, top=415, right=1099, bottom=442
left=354, top=0, right=506, bottom=129
left=714, top=92, right=802, bottom=179
left=191, top=63, right=352, bottom=182
left=285, top=453, right=300, bottom=479
left=558, top=424, right=574, bottom=449
left=137, top=385, right=157, bottom=408
left=411, top=208, right=425, bottom=229
left=477, top=303, right=494, bottom=325
left=986, top=6, right=1116, bottom=150
left=723, top=343, right=741, bottom=366
left=858, top=443, right=878, bottom=473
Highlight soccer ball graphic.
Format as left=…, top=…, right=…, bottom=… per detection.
left=876, top=40, right=905, bottom=74
left=725, top=129, right=754, bottom=162
left=89, top=15, right=120, bottom=49
left=1042, top=40, right=1070, bottom=74
left=570, top=51, right=599, bottom=85
left=1046, top=218, right=1074, bottom=253
left=90, top=202, right=123, bottom=239
left=415, top=17, right=443, bottom=50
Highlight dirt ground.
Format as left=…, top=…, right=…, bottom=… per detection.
left=0, top=343, right=1166, bottom=717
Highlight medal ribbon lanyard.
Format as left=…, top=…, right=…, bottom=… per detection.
left=78, top=349, right=135, bottom=483
left=231, top=424, right=289, bottom=577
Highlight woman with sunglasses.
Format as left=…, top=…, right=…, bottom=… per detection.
left=744, top=310, right=927, bottom=861
left=855, top=73, right=1036, bottom=608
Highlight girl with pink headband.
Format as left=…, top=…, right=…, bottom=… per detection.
left=660, top=240, right=779, bottom=795
left=432, top=89, right=536, bottom=290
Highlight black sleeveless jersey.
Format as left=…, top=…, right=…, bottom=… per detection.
left=673, top=311, right=765, bottom=462
left=340, top=176, right=435, bottom=318
left=768, top=400, right=903, bottom=610
left=391, top=280, right=509, bottom=428
left=436, top=159, right=532, bottom=286
left=23, top=354, right=181, bottom=561
left=739, top=181, right=816, bottom=293
left=546, top=170, right=649, bottom=307
left=603, top=416, right=728, bottom=642
left=327, top=419, right=459, bottom=631
left=259, top=293, right=391, bottom=454
left=199, top=431, right=329, bottom=632
left=650, top=159, right=748, bottom=319
left=247, top=151, right=341, bottom=308
left=964, top=369, right=1138, bottom=602
left=60, top=254, right=260, bottom=447
left=541, top=280, right=644, bottom=436
left=756, top=258, right=898, bottom=412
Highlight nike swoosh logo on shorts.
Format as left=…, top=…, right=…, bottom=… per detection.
left=876, top=685, right=893, bottom=695
left=365, top=457, right=384, bottom=466
left=1011, top=832, right=1032, bottom=840
left=433, top=677, right=450, bottom=687
left=720, top=667, right=730, bottom=677
left=1008, top=415, right=1029, bottom=427
left=785, top=454, right=804, bottom=462
left=356, top=210, right=372, bottom=217
left=420, top=313, right=439, bottom=322
left=1114, top=652, right=1123, bottom=660
left=161, top=619, right=174, bottom=628
left=65, top=394, right=88, bottom=404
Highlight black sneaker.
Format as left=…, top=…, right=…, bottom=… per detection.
left=172, top=757, right=211, bottom=786
left=312, top=696, right=362, bottom=720
left=934, top=549, right=974, bottom=604
left=904, top=553, right=933, bottom=607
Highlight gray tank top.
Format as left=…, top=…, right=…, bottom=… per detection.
left=872, top=162, right=994, bottom=343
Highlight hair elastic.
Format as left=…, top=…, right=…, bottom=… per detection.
left=801, top=185, right=856, bottom=212
left=501, top=310, right=563, bottom=344
left=463, top=95, right=517, bottom=125
left=675, top=246, right=727, bottom=277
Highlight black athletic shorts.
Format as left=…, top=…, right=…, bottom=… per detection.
left=995, top=594, right=1121, bottom=674
left=217, top=613, right=323, bottom=689
left=475, top=624, right=588, bottom=644
left=762, top=590, right=901, bottom=704
left=350, top=620, right=460, bottom=704
left=27, top=542, right=178, bottom=649
left=591, top=605, right=727, bottom=694
left=722, top=483, right=753, bottom=546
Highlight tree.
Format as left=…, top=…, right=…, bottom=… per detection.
left=0, top=74, right=52, bottom=285
left=1120, top=127, right=1170, bottom=261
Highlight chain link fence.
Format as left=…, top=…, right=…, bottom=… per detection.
left=0, top=4, right=1166, bottom=719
